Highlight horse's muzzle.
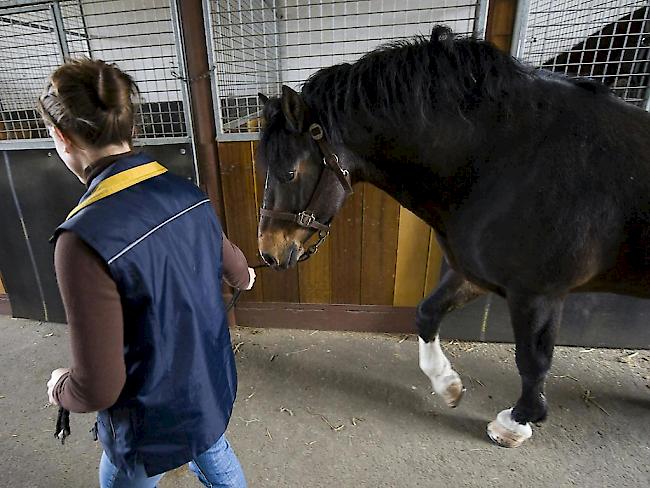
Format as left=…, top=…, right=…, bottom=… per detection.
left=258, top=232, right=303, bottom=270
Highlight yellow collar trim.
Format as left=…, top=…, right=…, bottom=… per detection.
left=66, top=161, right=167, bottom=220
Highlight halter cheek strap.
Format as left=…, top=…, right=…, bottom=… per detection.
left=308, top=123, right=353, bottom=195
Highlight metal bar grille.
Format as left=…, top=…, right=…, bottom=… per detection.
left=0, top=6, right=63, bottom=141
left=0, top=0, right=191, bottom=148
left=207, top=0, right=487, bottom=140
left=519, top=1, right=650, bottom=109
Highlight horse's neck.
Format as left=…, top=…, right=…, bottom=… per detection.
left=340, top=144, right=455, bottom=232
left=326, top=94, right=532, bottom=228
left=341, top=125, right=476, bottom=205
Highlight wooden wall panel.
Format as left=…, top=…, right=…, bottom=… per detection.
left=486, top=0, right=517, bottom=52
left=289, top=141, right=331, bottom=304
left=220, top=137, right=437, bottom=309
left=393, top=207, right=431, bottom=306
left=298, top=238, right=332, bottom=303
left=424, top=230, right=444, bottom=298
left=218, top=141, right=263, bottom=302
left=360, top=185, right=400, bottom=305
left=330, top=184, right=365, bottom=304
left=251, top=141, right=300, bottom=303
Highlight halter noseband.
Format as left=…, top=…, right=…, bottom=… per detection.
left=259, top=123, right=353, bottom=262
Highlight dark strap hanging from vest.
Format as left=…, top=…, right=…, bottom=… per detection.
left=55, top=406, right=70, bottom=444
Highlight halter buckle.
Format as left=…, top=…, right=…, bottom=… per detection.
left=296, top=211, right=316, bottom=228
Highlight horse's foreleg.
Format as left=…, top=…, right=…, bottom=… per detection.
left=487, top=292, right=564, bottom=448
left=417, top=269, right=485, bottom=407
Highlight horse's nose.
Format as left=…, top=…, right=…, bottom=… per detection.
left=260, top=252, right=278, bottom=267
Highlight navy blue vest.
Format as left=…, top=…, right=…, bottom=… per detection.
left=56, top=152, right=237, bottom=476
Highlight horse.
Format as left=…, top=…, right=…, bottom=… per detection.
left=255, top=26, right=650, bottom=448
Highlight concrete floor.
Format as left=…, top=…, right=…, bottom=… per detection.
left=0, top=315, right=648, bottom=488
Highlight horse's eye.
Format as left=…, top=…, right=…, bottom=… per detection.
left=274, top=170, right=296, bottom=183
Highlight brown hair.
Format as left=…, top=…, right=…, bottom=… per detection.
left=38, top=58, right=139, bottom=147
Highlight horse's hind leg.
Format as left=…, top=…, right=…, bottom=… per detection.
left=487, top=292, right=564, bottom=448
left=417, top=268, right=486, bottom=408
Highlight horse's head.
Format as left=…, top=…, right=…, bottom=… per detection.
left=257, top=85, right=353, bottom=269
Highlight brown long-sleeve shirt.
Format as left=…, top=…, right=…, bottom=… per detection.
left=53, top=155, right=250, bottom=413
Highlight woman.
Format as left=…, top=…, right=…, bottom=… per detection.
left=41, top=58, right=253, bottom=487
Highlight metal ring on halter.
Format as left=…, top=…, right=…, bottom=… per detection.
left=323, top=153, right=339, bottom=166
left=298, top=228, right=330, bottom=262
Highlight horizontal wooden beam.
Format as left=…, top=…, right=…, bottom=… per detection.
left=235, top=302, right=417, bottom=334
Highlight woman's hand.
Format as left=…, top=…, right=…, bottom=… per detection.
left=47, top=368, right=70, bottom=405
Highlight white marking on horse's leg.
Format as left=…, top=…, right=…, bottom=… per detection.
left=486, top=408, right=533, bottom=448
left=418, top=336, right=464, bottom=407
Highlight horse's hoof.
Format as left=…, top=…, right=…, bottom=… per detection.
left=433, top=374, right=465, bottom=408
left=441, top=379, right=465, bottom=408
left=486, top=408, right=532, bottom=448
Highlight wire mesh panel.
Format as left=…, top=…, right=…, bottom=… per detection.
left=0, top=0, right=191, bottom=147
left=59, top=0, right=189, bottom=140
left=206, top=0, right=487, bottom=140
left=209, top=0, right=281, bottom=135
left=519, top=1, right=650, bottom=109
left=0, top=6, right=64, bottom=140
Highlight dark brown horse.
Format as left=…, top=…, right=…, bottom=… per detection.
left=256, top=26, right=650, bottom=447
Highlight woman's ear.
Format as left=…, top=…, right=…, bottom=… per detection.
left=50, top=125, right=73, bottom=153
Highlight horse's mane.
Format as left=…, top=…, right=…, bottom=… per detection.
left=299, top=26, right=610, bottom=141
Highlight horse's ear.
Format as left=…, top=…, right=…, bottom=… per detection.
left=281, top=85, right=306, bottom=133
left=431, top=25, right=454, bottom=45
left=258, top=92, right=269, bottom=105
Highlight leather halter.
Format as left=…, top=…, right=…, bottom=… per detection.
left=259, top=123, right=353, bottom=262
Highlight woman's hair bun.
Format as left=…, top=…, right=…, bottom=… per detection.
left=97, top=63, right=131, bottom=111
left=38, top=58, right=139, bottom=147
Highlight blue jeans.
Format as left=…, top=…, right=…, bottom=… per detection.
left=99, top=434, right=247, bottom=488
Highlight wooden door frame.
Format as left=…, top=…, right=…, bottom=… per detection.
left=175, top=0, right=237, bottom=324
